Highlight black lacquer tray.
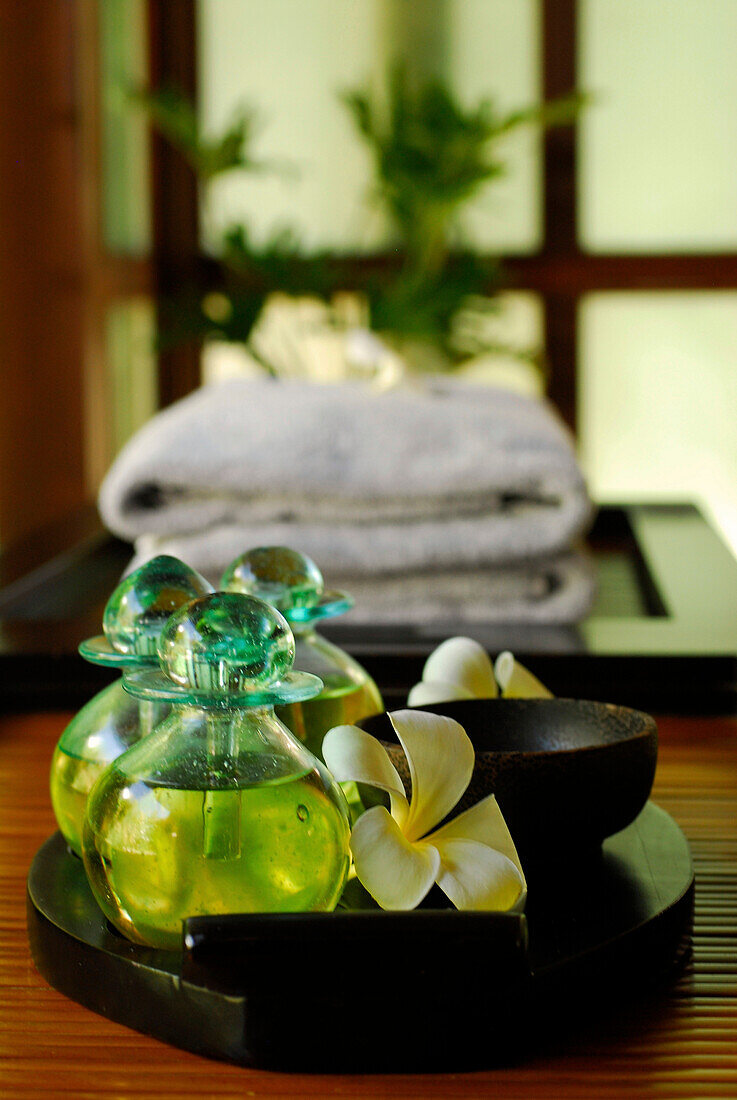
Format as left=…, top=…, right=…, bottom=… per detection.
left=27, top=802, right=693, bottom=1072
left=4, top=504, right=737, bottom=715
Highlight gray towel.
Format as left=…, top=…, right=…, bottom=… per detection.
left=334, top=552, right=596, bottom=625
left=130, top=515, right=591, bottom=579
left=100, top=377, right=593, bottom=572
left=126, top=538, right=595, bottom=625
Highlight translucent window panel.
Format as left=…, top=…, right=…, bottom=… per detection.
left=197, top=0, right=541, bottom=254
left=100, top=0, right=152, bottom=255
left=578, top=293, right=737, bottom=554
left=579, top=0, right=737, bottom=253
left=448, top=0, right=542, bottom=253
left=105, top=298, right=158, bottom=454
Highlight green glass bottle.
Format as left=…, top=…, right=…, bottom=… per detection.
left=50, top=555, right=213, bottom=856
left=221, top=547, right=383, bottom=760
left=82, top=592, right=351, bottom=951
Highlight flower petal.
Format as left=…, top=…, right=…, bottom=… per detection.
left=422, top=636, right=497, bottom=698
left=389, top=709, right=475, bottom=843
left=494, top=651, right=553, bottom=698
left=322, top=725, right=409, bottom=828
left=350, top=805, right=440, bottom=910
left=407, top=679, right=475, bottom=706
left=431, top=792, right=526, bottom=883
left=434, top=837, right=525, bottom=911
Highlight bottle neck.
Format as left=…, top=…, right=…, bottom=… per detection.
left=290, top=621, right=317, bottom=639
left=138, top=698, right=169, bottom=737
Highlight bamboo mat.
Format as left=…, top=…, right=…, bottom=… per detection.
left=1, top=710, right=735, bottom=1099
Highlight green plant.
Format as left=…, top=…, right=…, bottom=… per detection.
left=134, top=86, right=261, bottom=183
left=135, top=85, right=337, bottom=363
left=343, top=67, right=584, bottom=359
left=138, top=71, right=584, bottom=375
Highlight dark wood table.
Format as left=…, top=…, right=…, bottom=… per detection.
left=2, top=708, right=736, bottom=1098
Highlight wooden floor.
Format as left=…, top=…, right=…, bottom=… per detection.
left=1, top=709, right=736, bottom=1099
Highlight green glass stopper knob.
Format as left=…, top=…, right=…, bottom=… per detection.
left=103, top=555, right=213, bottom=657
left=221, top=546, right=324, bottom=613
left=159, top=592, right=295, bottom=694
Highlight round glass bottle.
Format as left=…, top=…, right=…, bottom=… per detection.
left=49, top=555, right=213, bottom=856
left=82, top=592, right=352, bottom=951
left=221, top=547, right=383, bottom=760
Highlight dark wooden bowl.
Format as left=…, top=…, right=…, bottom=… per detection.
left=358, top=699, right=658, bottom=861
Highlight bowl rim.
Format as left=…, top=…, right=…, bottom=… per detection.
left=359, top=697, right=658, bottom=760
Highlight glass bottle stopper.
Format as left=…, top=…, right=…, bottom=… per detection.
left=124, top=591, right=322, bottom=706
left=160, top=591, right=296, bottom=695
left=221, top=546, right=353, bottom=624
left=79, top=554, right=214, bottom=667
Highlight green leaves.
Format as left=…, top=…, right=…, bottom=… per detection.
left=344, top=70, right=506, bottom=238
left=133, top=86, right=259, bottom=183
left=136, top=71, right=584, bottom=372
left=343, top=70, right=585, bottom=254
left=342, top=68, right=584, bottom=360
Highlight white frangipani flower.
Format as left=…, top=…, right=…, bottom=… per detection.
left=493, top=648, right=552, bottom=699
left=407, top=636, right=552, bottom=706
left=322, top=710, right=526, bottom=912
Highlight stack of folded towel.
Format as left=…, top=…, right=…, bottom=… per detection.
left=99, top=376, right=596, bottom=624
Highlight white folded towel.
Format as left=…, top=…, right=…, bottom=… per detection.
left=130, top=513, right=590, bottom=579
left=125, top=537, right=595, bottom=625
left=335, top=552, right=596, bottom=625
left=100, top=377, right=593, bottom=572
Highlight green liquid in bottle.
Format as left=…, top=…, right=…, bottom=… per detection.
left=50, top=747, right=103, bottom=857
left=220, top=550, right=383, bottom=759
left=83, top=762, right=351, bottom=951
left=49, top=680, right=168, bottom=856
left=276, top=630, right=382, bottom=760
left=50, top=748, right=104, bottom=858
left=277, top=675, right=383, bottom=759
